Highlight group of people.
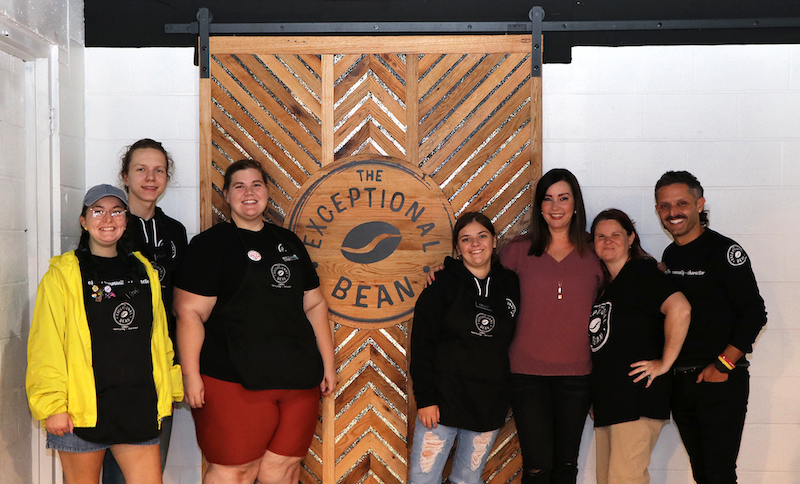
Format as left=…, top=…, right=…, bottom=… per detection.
left=26, top=146, right=335, bottom=484
left=412, top=168, right=766, bottom=484
left=24, top=142, right=765, bottom=484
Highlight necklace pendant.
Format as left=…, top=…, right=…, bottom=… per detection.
left=557, top=282, right=563, bottom=300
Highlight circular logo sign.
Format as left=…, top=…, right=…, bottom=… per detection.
left=286, top=156, right=455, bottom=328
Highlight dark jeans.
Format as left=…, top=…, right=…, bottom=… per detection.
left=671, top=367, right=749, bottom=484
left=511, top=374, right=591, bottom=484
left=101, top=415, right=172, bottom=484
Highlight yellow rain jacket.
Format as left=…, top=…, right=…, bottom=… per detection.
left=26, top=250, right=183, bottom=428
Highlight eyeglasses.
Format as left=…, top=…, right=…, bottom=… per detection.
left=89, top=208, right=127, bottom=219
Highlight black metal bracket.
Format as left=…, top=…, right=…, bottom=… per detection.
left=530, top=7, right=544, bottom=78
left=198, top=8, right=211, bottom=79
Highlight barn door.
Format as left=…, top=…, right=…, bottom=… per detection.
left=200, top=34, right=541, bottom=484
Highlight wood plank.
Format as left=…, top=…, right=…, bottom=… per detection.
left=333, top=78, right=405, bottom=131
left=338, top=457, right=370, bottom=484
left=406, top=54, right=419, bottom=165
left=370, top=329, right=408, bottom=372
left=212, top=62, right=320, bottom=178
left=530, top=73, right=543, bottom=199
left=322, top=54, right=335, bottom=166
left=199, top=78, right=214, bottom=231
left=280, top=53, right=324, bottom=95
left=423, top=64, right=531, bottom=182
left=211, top=88, right=311, bottom=190
left=419, top=53, right=490, bottom=123
left=298, top=53, right=323, bottom=78
left=382, top=324, right=408, bottom=350
left=420, top=54, right=530, bottom=166
left=334, top=100, right=406, bottom=153
left=211, top=35, right=532, bottom=55
left=418, top=53, right=461, bottom=97
left=334, top=55, right=369, bottom=102
left=366, top=55, right=407, bottom=105
left=256, top=53, right=323, bottom=120
left=210, top=98, right=302, bottom=195
left=323, top=325, right=336, bottom=484
left=447, top=123, right=530, bottom=212
left=457, top=157, right=531, bottom=219
left=334, top=54, right=364, bottom=80
left=378, top=53, right=407, bottom=81
left=417, top=53, right=442, bottom=80
left=226, top=55, right=323, bottom=164
left=480, top=172, right=530, bottom=221
left=336, top=367, right=407, bottom=418
left=491, top=189, right=531, bottom=236
left=334, top=392, right=407, bottom=441
left=487, top=450, right=523, bottom=484
left=335, top=410, right=406, bottom=458
left=334, top=122, right=371, bottom=160
left=335, top=437, right=405, bottom=482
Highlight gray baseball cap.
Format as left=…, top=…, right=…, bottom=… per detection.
left=83, top=184, right=128, bottom=207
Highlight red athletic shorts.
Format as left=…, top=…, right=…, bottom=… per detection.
left=192, top=375, right=320, bottom=465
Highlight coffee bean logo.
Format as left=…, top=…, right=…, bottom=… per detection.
left=286, top=157, right=454, bottom=328
left=341, top=221, right=402, bottom=264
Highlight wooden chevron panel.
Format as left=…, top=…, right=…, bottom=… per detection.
left=202, top=35, right=541, bottom=484
left=417, top=52, right=534, bottom=239
left=209, top=53, right=324, bottom=225
left=333, top=54, right=407, bottom=160
left=334, top=323, right=409, bottom=484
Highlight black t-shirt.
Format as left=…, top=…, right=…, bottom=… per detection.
left=176, top=222, right=321, bottom=384
left=73, top=252, right=158, bottom=444
left=589, top=258, right=677, bottom=427
left=127, top=207, right=187, bottom=345
left=662, top=229, right=767, bottom=367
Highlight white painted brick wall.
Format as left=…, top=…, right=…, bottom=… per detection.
left=0, top=49, right=32, bottom=484
left=85, top=44, right=800, bottom=483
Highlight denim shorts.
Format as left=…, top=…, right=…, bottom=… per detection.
left=46, top=431, right=159, bottom=453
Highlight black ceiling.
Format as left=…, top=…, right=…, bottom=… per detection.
left=85, top=0, right=800, bottom=63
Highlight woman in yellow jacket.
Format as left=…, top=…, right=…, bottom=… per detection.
left=26, top=184, right=183, bottom=484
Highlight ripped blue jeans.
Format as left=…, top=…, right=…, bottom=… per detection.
left=408, top=419, right=500, bottom=484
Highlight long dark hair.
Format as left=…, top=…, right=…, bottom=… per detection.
left=590, top=208, right=652, bottom=284
left=526, top=168, right=590, bottom=257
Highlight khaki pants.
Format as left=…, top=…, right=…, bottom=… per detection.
left=595, top=417, right=666, bottom=484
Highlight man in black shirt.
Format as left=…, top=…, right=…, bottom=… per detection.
left=654, top=171, right=767, bottom=484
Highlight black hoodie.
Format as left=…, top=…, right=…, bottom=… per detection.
left=410, top=256, right=520, bottom=431
left=126, top=206, right=188, bottom=345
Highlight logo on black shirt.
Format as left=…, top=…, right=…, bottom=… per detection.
left=151, top=261, right=166, bottom=282
left=589, top=301, right=612, bottom=352
left=727, top=244, right=748, bottom=266
left=271, top=263, right=292, bottom=288
left=506, top=298, right=517, bottom=318
left=113, top=302, right=138, bottom=331
left=472, top=312, right=496, bottom=337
